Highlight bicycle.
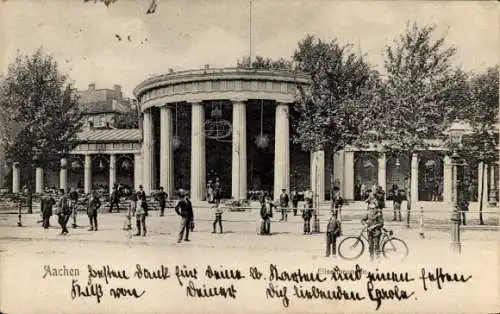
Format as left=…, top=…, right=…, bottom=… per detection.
left=338, top=226, right=409, bottom=261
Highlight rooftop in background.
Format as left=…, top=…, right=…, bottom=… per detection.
left=76, top=128, right=141, bottom=143
left=77, top=83, right=133, bottom=114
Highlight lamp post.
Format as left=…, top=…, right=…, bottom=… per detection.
left=448, top=121, right=464, bottom=253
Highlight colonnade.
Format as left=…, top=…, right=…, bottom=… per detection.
left=141, top=100, right=293, bottom=202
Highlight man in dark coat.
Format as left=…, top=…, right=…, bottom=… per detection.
left=302, top=203, right=313, bottom=235
left=157, top=186, right=168, bottom=216
left=175, top=189, right=194, bottom=243
left=361, top=205, right=384, bottom=261
left=87, top=192, right=101, bottom=231
left=260, top=196, right=274, bottom=235
left=392, top=186, right=403, bottom=221
left=332, top=188, right=344, bottom=219
left=40, top=194, right=56, bottom=229
left=109, top=185, right=120, bottom=213
left=279, top=189, right=289, bottom=221
left=325, top=209, right=342, bottom=257
left=375, top=186, right=386, bottom=210
left=69, top=187, right=79, bottom=228
left=56, top=189, right=71, bottom=235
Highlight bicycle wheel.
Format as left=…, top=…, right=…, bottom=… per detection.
left=382, top=237, right=409, bottom=261
left=338, top=236, right=365, bottom=260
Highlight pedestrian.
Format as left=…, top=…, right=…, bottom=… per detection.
left=56, top=189, right=71, bottom=235
left=291, top=189, right=299, bottom=216
left=175, top=189, right=194, bottom=243
left=361, top=203, right=384, bottom=261
left=325, top=209, right=342, bottom=257
left=260, top=196, right=274, bottom=235
left=360, top=183, right=367, bottom=201
left=134, top=191, right=148, bottom=236
left=87, top=191, right=101, bottom=231
left=332, top=188, right=344, bottom=220
left=212, top=200, right=224, bottom=234
left=40, top=193, right=56, bottom=229
left=302, top=203, right=313, bottom=235
left=279, top=188, right=289, bottom=221
left=304, top=189, right=313, bottom=210
left=69, top=187, right=79, bottom=228
left=375, top=185, right=385, bottom=210
left=157, top=186, right=168, bottom=216
left=124, top=192, right=137, bottom=231
left=109, top=185, right=120, bottom=213
left=392, top=186, right=403, bottom=221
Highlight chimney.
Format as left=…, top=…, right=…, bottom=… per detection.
left=88, top=82, right=96, bottom=91
left=114, top=85, right=122, bottom=99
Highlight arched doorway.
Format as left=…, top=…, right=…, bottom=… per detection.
left=386, top=154, right=410, bottom=199
left=418, top=153, right=444, bottom=201
left=354, top=152, right=378, bottom=197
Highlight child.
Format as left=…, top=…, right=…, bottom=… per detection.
left=325, top=209, right=342, bottom=257
left=212, top=201, right=224, bottom=234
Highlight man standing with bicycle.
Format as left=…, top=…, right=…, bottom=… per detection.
left=361, top=204, right=384, bottom=261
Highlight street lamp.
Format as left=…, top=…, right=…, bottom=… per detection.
left=448, top=121, right=464, bottom=253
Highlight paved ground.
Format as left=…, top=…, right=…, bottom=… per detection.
left=0, top=207, right=499, bottom=314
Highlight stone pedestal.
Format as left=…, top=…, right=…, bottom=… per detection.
left=60, top=158, right=68, bottom=194
left=273, top=103, right=290, bottom=200
left=310, top=150, right=325, bottom=202
left=35, top=167, right=44, bottom=194
left=343, top=151, right=355, bottom=200
left=84, top=155, right=92, bottom=194
left=134, top=153, right=143, bottom=192
left=232, top=100, right=247, bottom=199
left=410, top=153, right=419, bottom=203
left=191, top=102, right=206, bottom=202
left=160, top=106, right=174, bottom=197
left=109, top=154, right=116, bottom=195
left=378, top=152, right=386, bottom=191
left=142, top=110, right=154, bottom=195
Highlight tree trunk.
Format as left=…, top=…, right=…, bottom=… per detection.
left=479, top=163, right=485, bottom=225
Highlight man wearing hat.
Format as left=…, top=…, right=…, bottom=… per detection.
left=325, top=208, right=342, bottom=257
left=157, top=186, right=168, bottom=217
left=361, top=202, right=384, bottom=261
left=279, top=188, right=289, bottom=221
left=175, top=189, right=194, bottom=243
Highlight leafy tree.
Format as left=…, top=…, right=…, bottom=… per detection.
left=236, top=56, right=294, bottom=71
left=114, top=107, right=140, bottom=129
left=360, top=22, right=462, bottom=211
left=0, top=48, right=82, bottom=212
left=457, top=66, right=499, bottom=224
left=290, top=35, right=380, bottom=153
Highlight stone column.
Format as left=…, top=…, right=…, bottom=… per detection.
left=410, top=153, right=419, bottom=203
left=273, top=103, right=290, bottom=200
left=310, top=150, right=325, bottom=202
left=109, top=154, right=116, bottom=195
left=142, top=109, right=154, bottom=195
left=84, top=154, right=92, bottom=194
left=160, top=106, right=174, bottom=198
left=333, top=150, right=345, bottom=198
left=191, top=102, right=206, bottom=202
left=134, top=153, right=143, bottom=192
left=35, top=167, right=44, bottom=194
left=480, top=163, right=489, bottom=204
left=489, top=164, right=497, bottom=206
left=12, top=163, right=20, bottom=193
left=378, top=152, right=386, bottom=191
left=443, top=155, right=452, bottom=203
left=343, top=151, right=355, bottom=200
left=60, top=158, right=68, bottom=193
left=232, top=100, right=247, bottom=199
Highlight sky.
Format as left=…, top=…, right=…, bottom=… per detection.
left=0, top=0, right=498, bottom=99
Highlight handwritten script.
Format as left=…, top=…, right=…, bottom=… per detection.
left=41, top=264, right=472, bottom=310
